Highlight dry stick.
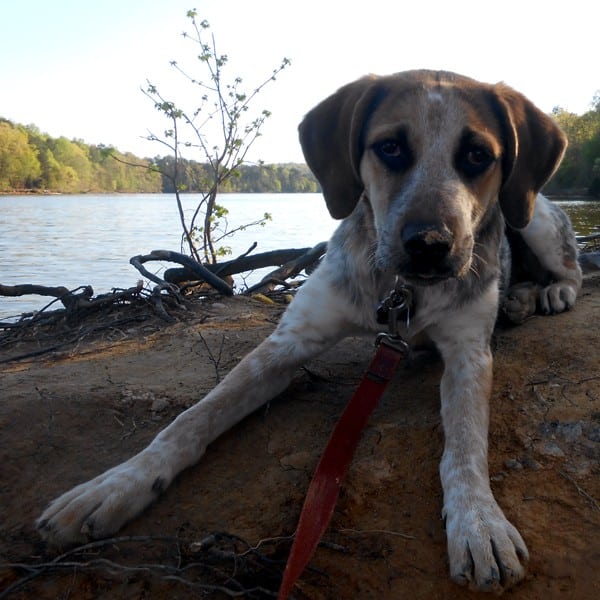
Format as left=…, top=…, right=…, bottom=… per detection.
left=559, top=471, right=600, bottom=511
left=197, top=331, right=226, bottom=383
left=0, top=534, right=280, bottom=599
left=1, top=559, right=275, bottom=599
left=245, top=241, right=327, bottom=294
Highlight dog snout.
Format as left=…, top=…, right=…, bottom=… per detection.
left=401, top=222, right=454, bottom=267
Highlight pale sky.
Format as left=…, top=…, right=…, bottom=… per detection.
left=1, top=0, right=597, bottom=164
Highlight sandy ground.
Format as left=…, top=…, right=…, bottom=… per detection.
left=1, top=275, right=599, bottom=599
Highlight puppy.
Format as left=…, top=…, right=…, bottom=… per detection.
left=37, top=70, right=582, bottom=593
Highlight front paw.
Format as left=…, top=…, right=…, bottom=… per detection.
left=503, top=283, right=538, bottom=324
left=444, top=500, right=529, bottom=593
left=538, top=282, right=577, bottom=315
left=37, top=456, right=166, bottom=546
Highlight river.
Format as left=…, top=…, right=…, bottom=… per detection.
left=1, top=193, right=598, bottom=320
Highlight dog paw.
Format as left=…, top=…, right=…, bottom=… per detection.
left=538, top=282, right=577, bottom=315
left=444, top=501, right=529, bottom=593
left=36, top=455, right=166, bottom=546
left=503, top=283, right=538, bottom=324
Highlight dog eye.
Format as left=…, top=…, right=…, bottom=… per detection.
left=459, top=146, right=495, bottom=178
left=373, top=139, right=413, bottom=171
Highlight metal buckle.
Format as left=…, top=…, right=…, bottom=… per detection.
left=375, top=332, right=410, bottom=354
left=375, top=281, right=412, bottom=353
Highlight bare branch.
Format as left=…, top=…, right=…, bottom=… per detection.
left=143, top=11, right=290, bottom=265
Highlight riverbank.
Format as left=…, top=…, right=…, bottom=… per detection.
left=1, top=273, right=599, bottom=599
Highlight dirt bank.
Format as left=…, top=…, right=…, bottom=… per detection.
left=1, top=276, right=599, bottom=599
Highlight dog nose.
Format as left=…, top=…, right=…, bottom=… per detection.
left=401, top=223, right=453, bottom=265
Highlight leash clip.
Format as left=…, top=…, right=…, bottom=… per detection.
left=375, top=282, right=412, bottom=353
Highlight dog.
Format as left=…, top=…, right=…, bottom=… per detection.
left=37, top=70, right=582, bottom=593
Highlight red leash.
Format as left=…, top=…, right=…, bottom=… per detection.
left=277, top=285, right=411, bottom=599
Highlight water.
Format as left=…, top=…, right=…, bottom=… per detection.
left=554, top=200, right=600, bottom=237
left=1, top=194, right=598, bottom=320
left=0, top=193, right=337, bottom=319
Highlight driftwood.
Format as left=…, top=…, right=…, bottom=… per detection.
left=245, top=241, right=327, bottom=294
left=130, top=243, right=327, bottom=295
left=0, top=243, right=328, bottom=339
left=164, top=247, right=310, bottom=283
left=0, top=283, right=92, bottom=310
left=0, top=282, right=153, bottom=362
left=130, top=250, right=234, bottom=296
left=0, top=282, right=143, bottom=318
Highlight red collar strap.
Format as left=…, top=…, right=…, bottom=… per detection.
left=277, top=336, right=408, bottom=599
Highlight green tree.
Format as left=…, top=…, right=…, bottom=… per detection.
left=552, top=96, right=600, bottom=196
left=50, top=137, right=93, bottom=192
left=0, top=121, right=41, bottom=190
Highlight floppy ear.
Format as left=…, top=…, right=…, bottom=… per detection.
left=298, top=76, right=383, bottom=219
left=493, top=83, right=567, bottom=230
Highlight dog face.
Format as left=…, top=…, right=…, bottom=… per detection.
left=299, top=70, right=566, bottom=283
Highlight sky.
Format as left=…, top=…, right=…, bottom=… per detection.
left=1, top=0, right=597, bottom=164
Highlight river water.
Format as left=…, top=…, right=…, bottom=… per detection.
left=1, top=193, right=598, bottom=320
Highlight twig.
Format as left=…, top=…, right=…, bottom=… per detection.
left=336, top=527, right=417, bottom=540
left=559, top=471, right=600, bottom=511
left=197, top=332, right=226, bottom=383
left=0, top=533, right=281, bottom=599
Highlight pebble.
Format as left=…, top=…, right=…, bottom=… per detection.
left=151, top=397, right=170, bottom=412
left=504, top=458, right=523, bottom=471
left=521, top=455, right=541, bottom=470
left=536, top=441, right=565, bottom=458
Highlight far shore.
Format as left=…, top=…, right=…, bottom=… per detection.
left=2, top=189, right=599, bottom=200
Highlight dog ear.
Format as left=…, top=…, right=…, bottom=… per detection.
left=493, top=84, right=567, bottom=230
left=299, top=76, right=382, bottom=219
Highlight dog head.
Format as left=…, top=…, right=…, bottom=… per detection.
left=299, top=70, right=566, bottom=283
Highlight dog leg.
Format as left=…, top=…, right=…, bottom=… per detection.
left=37, top=274, right=353, bottom=546
left=504, top=195, right=581, bottom=322
left=431, top=290, right=528, bottom=592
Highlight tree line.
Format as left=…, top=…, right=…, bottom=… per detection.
left=544, top=94, right=600, bottom=198
left=1, top=98, right=599, bottom=197
left=0, top=118, right=320, bottom=194
left=0, top=120, right=162, bottom=193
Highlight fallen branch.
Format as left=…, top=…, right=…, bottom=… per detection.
left=130, top=250, right=234, bottom=296
left=245, top=241, right=327, bottom=294
left=0, top=283, right=71, bottom=300
left=0, top=283, right=93, bottom=310
left=0, top=243, right=328, bottom=333
left=162, top=244, right=326, bottom=286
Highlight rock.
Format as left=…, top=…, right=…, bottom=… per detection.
left=535, top=441, right=565, bottom=458
left=504, top=458, right=523, bottom=470
left=151, top=397, right=170, bottom=412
